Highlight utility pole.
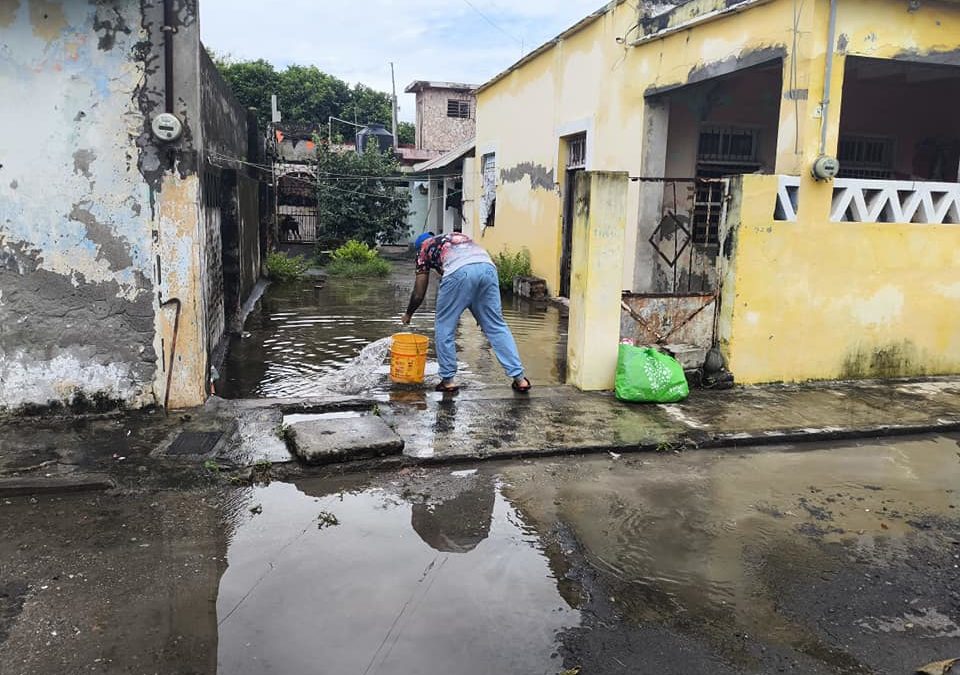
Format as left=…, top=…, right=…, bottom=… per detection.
left=390, top=62, right=399, bottom=148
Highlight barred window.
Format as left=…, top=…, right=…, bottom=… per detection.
left=566, top=133, right=586, bottom=170
left=447, top=99, right=471, bottom=119
left=837, top=136, right=894, bottom=179
left=698, top=127, right=758, bottom=164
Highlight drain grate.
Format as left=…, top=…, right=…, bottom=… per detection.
left=166, top=431, right=224, bottom=456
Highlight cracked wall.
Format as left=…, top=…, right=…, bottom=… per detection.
left=0, top=0, right=161, bottom=410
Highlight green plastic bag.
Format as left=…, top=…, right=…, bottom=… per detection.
left=615, top=344, right=689, bottom=403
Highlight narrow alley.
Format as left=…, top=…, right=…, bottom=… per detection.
left=4, top=0, right=960, bottom=674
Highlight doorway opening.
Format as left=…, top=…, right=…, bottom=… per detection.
left=559, top=132, right=586, bottom=298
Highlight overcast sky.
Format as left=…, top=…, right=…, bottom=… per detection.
left=199, top=0, right=605, bottom=122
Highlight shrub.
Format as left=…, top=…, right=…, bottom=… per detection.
left=331, top=239, right=378, bottom=264
left=327, top=240, right=391, bottom=278
left=266, top=251, right=308, bottom=282
left=492, top=247, right=532, bottom=291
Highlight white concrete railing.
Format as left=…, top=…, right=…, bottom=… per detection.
left=774, top=175, right=800, bottom=222
left=831, top=178, right=960, bottom=224
left=773, top=176, right=960, bottom=224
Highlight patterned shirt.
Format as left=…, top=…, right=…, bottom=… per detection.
left=415, top=233, right=493, bottom=276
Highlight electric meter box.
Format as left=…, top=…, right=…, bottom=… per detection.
left=151, top=113, right=183, bottom=142
left=812, top=155, right=840, bottom=181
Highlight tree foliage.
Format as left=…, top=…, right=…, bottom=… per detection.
left=315, top=143, right=411, bottom=247
left=213, top=54, right=415, bottom=144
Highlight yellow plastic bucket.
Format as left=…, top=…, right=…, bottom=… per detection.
left=390, top=333, right=429, bottom=384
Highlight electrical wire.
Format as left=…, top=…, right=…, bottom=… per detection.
left=459, top=0, right=524, bottom=48
left=791, top=0, right=805, bottom=154
left=206, top=151, right=464, bottom=183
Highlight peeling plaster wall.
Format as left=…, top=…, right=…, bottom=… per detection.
left=0, top=0, right=159, bottom=410
left=0, top=0, right=233, bottom=411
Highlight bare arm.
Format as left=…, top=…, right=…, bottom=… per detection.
left=402, top=272, right=430, bottom=323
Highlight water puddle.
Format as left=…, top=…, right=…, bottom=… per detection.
left=219, top=262, right=567, bottom=398
left=216, top=474, right=577, bottom=674
left=4, top=436, right=959, bottom=674
left=499, top=434, right=960, bottom=670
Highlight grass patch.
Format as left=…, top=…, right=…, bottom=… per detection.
left=492, top=247, right=532, bottom=291
left=266, top=252, right=309, bottom=282
left=326, top=240, right=391, bottom=278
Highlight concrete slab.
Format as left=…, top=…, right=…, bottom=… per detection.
left=287, top=416, right=403, bottom=465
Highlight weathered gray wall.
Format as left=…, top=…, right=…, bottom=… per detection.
left=199, top=46, right=248, bottom=163
left=0, top=0, right=164, bottom=410
left=199, top=46, right=257, bottom=353
left=237, top=174, right=260, bottom=301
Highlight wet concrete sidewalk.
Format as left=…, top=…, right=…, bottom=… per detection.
left=2, top=377, right=959, bottom=494
left=381, top=376, right=960, bottom=462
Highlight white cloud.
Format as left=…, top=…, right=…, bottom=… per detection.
left=200, top=0, right=605, bottom=121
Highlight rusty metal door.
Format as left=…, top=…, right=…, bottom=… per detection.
left=644, top=177, right=730, bottom=294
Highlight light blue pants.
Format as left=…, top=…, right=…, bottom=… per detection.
left=435, top=263, right=525, bottom=381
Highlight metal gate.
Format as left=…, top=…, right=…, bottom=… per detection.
left=640, top=177, right=730, bottom=295
left=277, top=171, right=319, bottom=243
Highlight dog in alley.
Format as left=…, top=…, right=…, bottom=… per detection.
left=280, top=215, right=301, bottom=240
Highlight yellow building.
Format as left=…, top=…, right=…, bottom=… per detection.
left=470, top=0, right=960, bottom=386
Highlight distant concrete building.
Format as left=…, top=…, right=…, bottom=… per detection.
left=404, top=81, right=478, bottom=153
left=0, top=0, right=267, bottom=412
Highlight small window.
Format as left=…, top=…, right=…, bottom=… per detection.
left=698, top=127, right=758, bottom=164
left=692, top=127, right=759, bottom=245
left=566, top=133, right=587, bottom=170
left=837, top=136, right=893, bottom=179
left=447, top=99, right=471, bottom=119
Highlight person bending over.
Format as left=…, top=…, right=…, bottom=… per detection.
left=402, top=232, right=531, bottom=393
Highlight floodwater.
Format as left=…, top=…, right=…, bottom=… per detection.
left=218, top=262, right=568, bottom=398
left=216, top=476, right=577, bottom=675
left=3, top=434, right=959, bottom=674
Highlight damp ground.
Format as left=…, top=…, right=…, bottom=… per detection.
left=217, top=261, right=568, bottom=398
left=2, top=433, right=959, bottom=674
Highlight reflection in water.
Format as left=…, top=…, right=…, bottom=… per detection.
left=216, top=476, right=576, bottom=675
left=218, top=263, right=567, bottom=398
left=410, top=474, right=496, bottom=553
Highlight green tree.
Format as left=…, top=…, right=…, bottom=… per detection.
left=212, top=54, right=408, bottom=141
left=213, top=56, right=281, bottom=127
left=315, top=142, right=411, bottom=247
left=278, top=65, right=352, bottom=128
left=398, top=121, right=415, bottom=145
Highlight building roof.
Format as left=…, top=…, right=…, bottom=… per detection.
left=396, top=146, right=443, bottom=166
left=475, top=1, right=697, bottom=94
left=414, top=137, right=476, bottom=173
left=404, top=80, right=478, bottom=94
left=476, top=1, right=627, bottom=94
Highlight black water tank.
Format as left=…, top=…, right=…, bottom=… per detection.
left=356, top=123, right=394, bottom=154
